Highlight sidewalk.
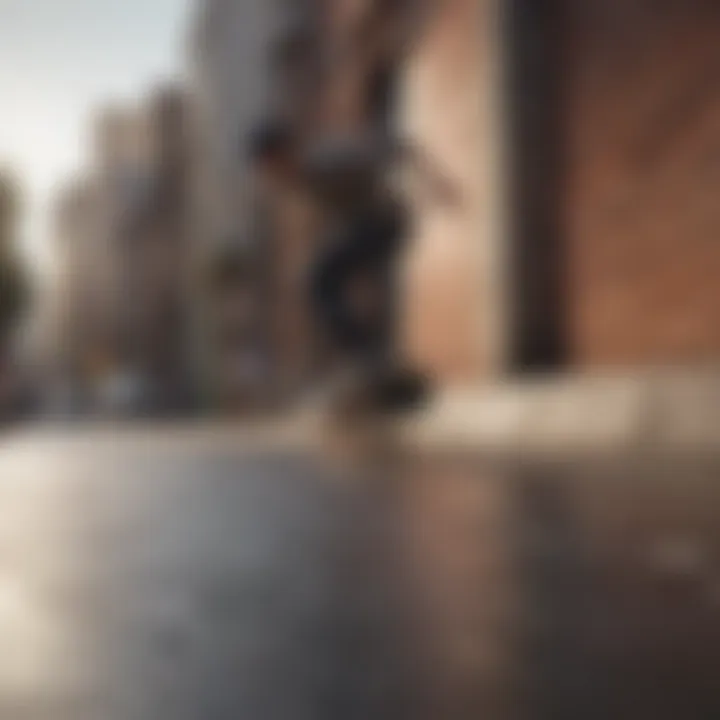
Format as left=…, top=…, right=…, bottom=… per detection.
left=14, top=369, right=720, bottom=459
left=399, top=369, right=720, bottom=455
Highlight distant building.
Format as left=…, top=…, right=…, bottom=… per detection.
left=52, top=178, right=108, bottom=408
left=52, top=86, right=199, bottom=415
left=116, top=85, right=197, bottom=413
left=51, top=105, right=153, bottom=411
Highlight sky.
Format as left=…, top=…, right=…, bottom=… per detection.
left=0, top=0, right=193, bottom=268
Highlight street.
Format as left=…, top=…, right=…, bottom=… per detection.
left=1, top=427, right=720, bottom=719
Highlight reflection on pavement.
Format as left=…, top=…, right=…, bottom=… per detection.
left=1, top=432, right=719, bottom=719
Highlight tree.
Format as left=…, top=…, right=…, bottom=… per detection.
left=0, top=170, right=29, bottom=352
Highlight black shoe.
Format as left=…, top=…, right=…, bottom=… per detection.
left=370, top=366, right=431, bottom=413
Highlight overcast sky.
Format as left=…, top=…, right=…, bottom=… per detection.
left=0, top=0, right=192, bottom=267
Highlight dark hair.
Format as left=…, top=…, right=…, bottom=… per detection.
left=246, top=119, right=294, bottom=162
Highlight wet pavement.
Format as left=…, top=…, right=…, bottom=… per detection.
left=1, top=429, right=720, bottom=719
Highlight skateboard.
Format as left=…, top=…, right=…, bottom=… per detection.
left=323, top=365, right=432, bottom=434
left=317, top=366, right=430, bottom=463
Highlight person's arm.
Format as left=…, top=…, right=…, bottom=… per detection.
left=395, top=141, right=463, bottom=208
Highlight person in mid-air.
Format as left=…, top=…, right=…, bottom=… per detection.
left=246, top=117, right=459, bottom=412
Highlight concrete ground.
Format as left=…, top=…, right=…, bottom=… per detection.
left=1, top=425, right=720, bottom=719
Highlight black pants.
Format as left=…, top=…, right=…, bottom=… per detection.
left=310, top=201, right=407, bottom=363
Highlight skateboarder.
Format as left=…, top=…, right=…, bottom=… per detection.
left=247, top=120, right=458, bottom=412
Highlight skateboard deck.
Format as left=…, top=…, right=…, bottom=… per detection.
left=327, top=365, right=432, bottom=420
left=311, top=367, right=430, bottom=463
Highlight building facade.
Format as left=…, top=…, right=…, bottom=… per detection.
left=50, top=103, right=140, bottom=408
left=52, top=178, right=105, bottom=402
left=52, top=86, right=199, bottom=415
left=405, top=0, right=720, bottom=382
left=118, top=85, right=197, bottom=412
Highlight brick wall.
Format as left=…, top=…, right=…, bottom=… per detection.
left=564, top=0, right=720, bottom=367
left=402, top=0, right=720, bottom=381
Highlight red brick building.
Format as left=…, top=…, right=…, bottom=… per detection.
left=558, top=0, right=720, bottom=369
left=403, top=0, right=720, bottom=384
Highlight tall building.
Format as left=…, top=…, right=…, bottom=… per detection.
left=52, top=86, right=200, bottom=415
left=52, top=177, right=109, bottom=407
left=117, top=84, right=197, bottom=412
left=92, top=105, right=149, bottom=365
left=50, top=104, right=147, bottom=409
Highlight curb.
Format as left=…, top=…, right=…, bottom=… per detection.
left=398, top=370, right=720, bottom=455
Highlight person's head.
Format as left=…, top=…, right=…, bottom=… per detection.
left=246, top=119, right=296, bottom=192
